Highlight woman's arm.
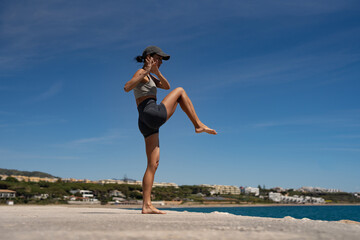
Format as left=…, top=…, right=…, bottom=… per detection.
left=151, top=66, right=170, bottom=90
left=124, top=57, right=154, bottom=92
left=124, top=68, right=148, bottom=92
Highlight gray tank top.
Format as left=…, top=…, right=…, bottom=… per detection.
left=133, top=74, right=157, bottom=99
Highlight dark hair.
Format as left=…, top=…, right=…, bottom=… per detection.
left=134, top=53, right=156, bottom=63
left=135, top=55, right=144, bottom=63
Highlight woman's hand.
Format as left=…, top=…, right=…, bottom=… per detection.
left=143, top=56, right=156, bottom=74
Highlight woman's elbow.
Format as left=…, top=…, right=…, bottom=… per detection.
left=124, top=83, right=132, bottom=92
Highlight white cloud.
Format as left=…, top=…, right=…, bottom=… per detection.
left=1, top=0, right=357, bottom=71
left=0, top=148, right=80, bottom=161
left=60, top=128, right=130, bottom=148
left=0, top=115, right=66, bottom=129
left=29, top=82, right=63, bottom=103
left=252, top=114, right=356, bottom=128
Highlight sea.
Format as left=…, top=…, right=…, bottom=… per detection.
left=159, top=205, right=360, bottom=222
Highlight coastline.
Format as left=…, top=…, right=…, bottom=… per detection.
left=6, top=202, right=359, bottom=209
left=116, top=202, right=360, bottom=209
left=1, top=205, right=359, bottom=240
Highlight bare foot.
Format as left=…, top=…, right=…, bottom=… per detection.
left=195, top=124, right=217, bottom=135
left=142, top=205, right=166, bottom=214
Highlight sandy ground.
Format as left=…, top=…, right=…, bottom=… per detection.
left=1, top=205, right=359, bottom=240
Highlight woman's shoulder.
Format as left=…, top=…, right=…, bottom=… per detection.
left=137, top=74, right=149, bottom=86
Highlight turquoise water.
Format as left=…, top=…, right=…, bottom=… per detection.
left=160, top=205, right=360, bottom=222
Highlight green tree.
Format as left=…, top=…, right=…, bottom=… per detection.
left=0, top=182, right=9, bottom=189
left=5, top=177, right=19, bottom=182
left=129, top=191, right=143, bottom=200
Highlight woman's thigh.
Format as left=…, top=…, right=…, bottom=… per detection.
left=161, top=87, right=184, bottom=120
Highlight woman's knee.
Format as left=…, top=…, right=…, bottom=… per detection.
left=147, top=160, right=159, bottom=172
left=174, top=87, right=186, bottom=99
left=173, top=87, right=185, bottom=95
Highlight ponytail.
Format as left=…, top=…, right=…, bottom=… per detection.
left=134, top=52, right=156, bottom=63
left=135, top=55, right=144, bottom=63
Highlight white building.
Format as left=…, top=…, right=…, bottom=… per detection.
left=153, top=182, right=179, bottom=188
left=33, top=193, right=49, bottom=200
left=98, top=179, right=179, bottom=188
left=98, top=179, right=128, bottom=184
left=0, top=189, right=16, bottom=198
left=202, top=185, right=240, bottom=195
left=269, top=192, right=282, bottom=202
left=298, top=186, right=341, bottom=193
left=269, top=192, right=325, bottom=204
left=70, top=189, right=94, bottom=198
left=245, top=187, right=260, bottom=196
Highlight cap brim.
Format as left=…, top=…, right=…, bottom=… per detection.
left=159, top=53, right=170, bottom=60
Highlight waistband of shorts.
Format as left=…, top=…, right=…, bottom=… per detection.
left=137, top=97, right=156, bottom=110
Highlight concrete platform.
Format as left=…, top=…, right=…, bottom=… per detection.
left=1, top=205, right=359, bottom=240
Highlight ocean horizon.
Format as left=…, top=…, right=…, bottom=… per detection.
left=157, top=205, right=360, bottom=222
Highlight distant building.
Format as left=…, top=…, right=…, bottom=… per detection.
left=98, top=179, right=179, bottom=188
left=268, top=192, right=325, bottom=204
left=67, top=189, right=99, bottom=204
left=70, top=189, right=94, bottom=198
left=62, top=178, right=97, bottom=183
left=33, top=194, right=49, bottom=200
left=297, top=186, right=341, bottom=193
left=153, top=182, right=179, bottom=188
left=269, top=192, right=282, bottom=202
left=0, top=189, right=16, bottom=198
left=201, top=184, right=240, bottom=195
left=0, top=174, right=59, bottom=183
left=245, top=187, right=260, bottom=196
left=97, top=179, right=127, bottom=184
left=109, top=190, right=126, bottom=198
left=271, top=187, right=285, bottom=193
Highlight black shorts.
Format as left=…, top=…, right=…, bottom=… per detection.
left=137, top=98, right=167, bottom=138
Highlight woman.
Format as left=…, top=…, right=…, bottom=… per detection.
left=124, top=46, right=217, bottom=214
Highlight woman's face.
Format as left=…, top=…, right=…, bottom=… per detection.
left=152, top=54, right=163, bottom=68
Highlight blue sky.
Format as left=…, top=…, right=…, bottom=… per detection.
left=1, top=0, right=359, bottom=192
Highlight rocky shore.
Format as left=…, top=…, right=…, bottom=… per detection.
left=1, top=205, right=359, bottom=240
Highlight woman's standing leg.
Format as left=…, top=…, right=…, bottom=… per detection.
left=142, top=133, right=166, bottom=214
left=161, top=87, right=217, bottom=134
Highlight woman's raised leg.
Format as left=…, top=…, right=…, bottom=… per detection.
left=161, top=87, right=217, bottom=134
left=142, top=133, right=166, bottom=214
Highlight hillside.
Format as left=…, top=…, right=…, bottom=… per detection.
left=0, top=168, right=57, bottom=178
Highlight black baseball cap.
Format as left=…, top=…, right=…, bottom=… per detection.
left=142, top=46, right=170, bottom=60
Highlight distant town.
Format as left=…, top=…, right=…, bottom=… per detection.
left=1, top=171, right=359, bottom=206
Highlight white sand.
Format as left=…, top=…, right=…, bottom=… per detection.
left=1, top=205, right=359, bottom=240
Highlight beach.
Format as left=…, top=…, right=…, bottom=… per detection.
left=1, top=205, right=359, bottom=240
